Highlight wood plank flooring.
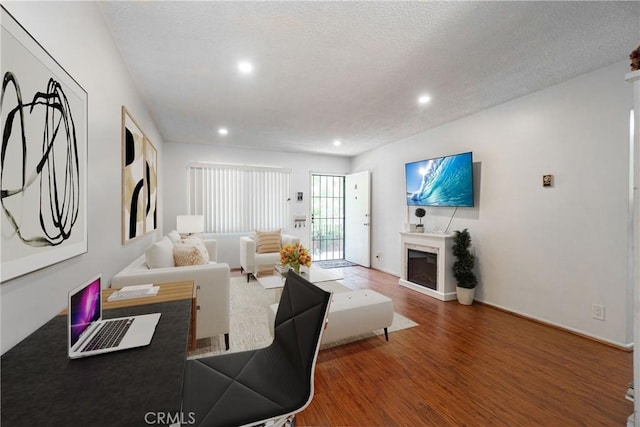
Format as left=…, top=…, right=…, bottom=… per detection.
left=253, top=266, right=634, bottom=426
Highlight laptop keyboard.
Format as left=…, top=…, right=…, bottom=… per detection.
left=82, top=318, right=133, bottom=352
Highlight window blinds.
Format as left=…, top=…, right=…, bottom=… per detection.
left=188, top=163, right=290, bottom=233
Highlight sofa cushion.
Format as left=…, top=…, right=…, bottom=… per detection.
left=174, top=240, right=209, bottom=266
left=255, top=229, right=282, bottom=254
left=145, top=236, right=175, bottom=269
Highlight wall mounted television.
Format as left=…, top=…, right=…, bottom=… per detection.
left=405, top=151, right=474, bottom=207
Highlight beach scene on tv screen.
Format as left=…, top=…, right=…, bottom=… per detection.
left=406, top=152, right=473, bottom=207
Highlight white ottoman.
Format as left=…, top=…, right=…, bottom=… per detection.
left=268, top=289, right=394, bottom=345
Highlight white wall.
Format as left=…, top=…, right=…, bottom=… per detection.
left=162, top=143, right=350, bottom=267
left=1, top=2, right=630, bottom=353
left=1, top=2, right=164, bottom=354
left=353, top=61, right=633, bottom=347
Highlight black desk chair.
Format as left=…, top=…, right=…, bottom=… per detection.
left=181, top=272, right=332, bottom=427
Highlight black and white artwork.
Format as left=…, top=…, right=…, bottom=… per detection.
left=144, top=137, right=158, bottom=233
left=1, top=7, right=88, bottom=282
left=121, top=106, right=158, bottom=242
left=122, top=107, right=145, bottom=242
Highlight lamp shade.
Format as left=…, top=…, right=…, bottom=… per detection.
left=176, top=215, right=204, bottom=234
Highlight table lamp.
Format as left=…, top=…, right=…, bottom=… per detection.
left=176, top=215, right=204, bottom=237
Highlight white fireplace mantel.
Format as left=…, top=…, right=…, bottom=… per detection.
left=399, top=232, right=456, bottom=301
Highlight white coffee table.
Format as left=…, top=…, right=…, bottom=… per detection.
left=300, top=265, right=344, bottom=283
left=257, top=265, right=343, bottom=300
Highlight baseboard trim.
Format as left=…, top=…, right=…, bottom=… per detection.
left=369, top=266, right=399, bottom=277
left=342, top=266, right=634, bottom=351
left=476, top=300, right=634, bottom=352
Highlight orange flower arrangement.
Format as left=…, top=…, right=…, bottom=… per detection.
left=280, top=242, right=312, bottom=274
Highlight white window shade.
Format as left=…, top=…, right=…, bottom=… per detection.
left=188, top=163, right=290, bottom=233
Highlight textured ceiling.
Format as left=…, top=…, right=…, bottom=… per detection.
left=99, top=1, right=640, bottom=157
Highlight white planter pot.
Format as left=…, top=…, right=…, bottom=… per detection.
left=456, top=286, right=475, bottom=305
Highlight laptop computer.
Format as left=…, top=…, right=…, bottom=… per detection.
left=68, top=274, right=161, bottom=359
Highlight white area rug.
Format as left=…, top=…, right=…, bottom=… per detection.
left=188, top=276, right=418, bottom=359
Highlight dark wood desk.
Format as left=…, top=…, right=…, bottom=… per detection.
left=1, top=282, right=193, bottom=426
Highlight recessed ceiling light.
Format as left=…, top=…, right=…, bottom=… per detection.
left=237, top=61, right=253, bottom=74
left=418, top=94, right=431, bottom=105
left=333, top=140, right=342, bottom=147
left=218, top=128, right=228, bottom=135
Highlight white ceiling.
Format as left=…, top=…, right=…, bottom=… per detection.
left=99, top=1, right=640, bottom=157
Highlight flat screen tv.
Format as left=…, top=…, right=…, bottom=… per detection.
left=405, top=151, right=474, bottom=207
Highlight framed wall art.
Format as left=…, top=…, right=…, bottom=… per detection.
left=121, top=106, right=146, bottom=243
left=121, top=106, right=158, bottom=243
left=1, top=6, right=88, bottom=282
left=144, top=137, right=157, bottom=233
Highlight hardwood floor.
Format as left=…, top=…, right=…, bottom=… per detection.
left=269, top=266, right=633, bottom=426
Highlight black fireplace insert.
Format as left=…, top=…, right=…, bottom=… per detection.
left=407, top=249, right=437, bottom=290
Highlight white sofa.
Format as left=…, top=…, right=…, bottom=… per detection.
left=239, top=233, right=299, bottom=282
left=111, top=236, right=231, bottom=348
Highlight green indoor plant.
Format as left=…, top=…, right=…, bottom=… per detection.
left=451, top=228, right=478, bottom=305
left=415, top=208, right=426, bottom=232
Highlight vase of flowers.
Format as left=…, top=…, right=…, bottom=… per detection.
left=280, top=242, right=312, bottom=274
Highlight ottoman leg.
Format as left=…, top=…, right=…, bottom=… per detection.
left=384, top=327, right=389, bottom=341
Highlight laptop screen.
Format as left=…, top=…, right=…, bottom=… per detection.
left=69, top=276, right=101, bottom=348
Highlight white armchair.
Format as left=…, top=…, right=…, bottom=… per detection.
left=240, top=233, right=299, bottom=282
left=111, top=238, right=231, bottom=349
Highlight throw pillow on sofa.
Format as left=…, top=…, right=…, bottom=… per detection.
left=255, top=229, right=281, bottom=253
left=174, top=240, right=209, bottom=266
left=181, top=236, right=210, bottom=261
left=145, top=236, right=176, bottom=269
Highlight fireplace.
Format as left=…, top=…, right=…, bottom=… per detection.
left=407, top=249, right=437, bottom=290
left=399, top=232, right=456, bottom=301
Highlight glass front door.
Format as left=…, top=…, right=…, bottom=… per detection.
left=311, top=174, right=345, bottom=261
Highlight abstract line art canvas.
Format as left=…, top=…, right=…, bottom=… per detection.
left=1, top=7, right=88, bottom=282
left=122, top=106, right=145, bottom=243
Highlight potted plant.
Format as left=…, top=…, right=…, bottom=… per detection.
left=451, top=228, right=478, bottom=305
left=415, top=208, right=426, bottom=233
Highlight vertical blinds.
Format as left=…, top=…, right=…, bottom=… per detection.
left=188, top=163, right=291, bottom=233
